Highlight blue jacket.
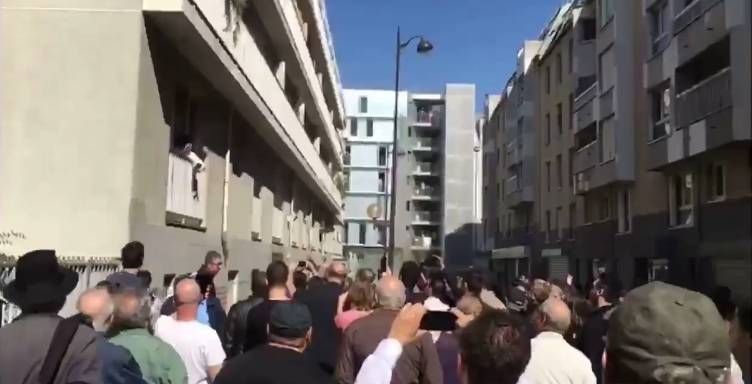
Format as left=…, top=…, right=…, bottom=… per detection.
left=97, top=338, right=148, bottom=384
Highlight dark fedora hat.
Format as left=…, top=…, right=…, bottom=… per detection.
left=2, top=250, right=78, bottom=307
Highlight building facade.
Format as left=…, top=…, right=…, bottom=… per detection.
left=341, top=89, right=407, bottom=273
left=343, top=85, right=479, bottom=271
left=482, top=0, right=751, bottom=304
left=1, top=0, right=347, bottom=313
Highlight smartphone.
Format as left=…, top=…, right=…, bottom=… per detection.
left=298, top=261, right=307, bottom=268
left=419, top=311, right=457, bottom=331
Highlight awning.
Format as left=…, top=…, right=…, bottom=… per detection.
left=492, top=246, right=529, bottom=260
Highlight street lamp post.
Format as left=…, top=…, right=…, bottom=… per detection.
left=386, top=26, right=433, bottom=270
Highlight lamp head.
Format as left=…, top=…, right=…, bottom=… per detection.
left=416, top=38, right=434, bottom=54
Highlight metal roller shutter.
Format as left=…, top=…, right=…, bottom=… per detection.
left=548, top=256, right=569, bottom=281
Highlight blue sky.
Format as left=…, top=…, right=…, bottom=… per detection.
left=327, top=0, right=563, bottom=112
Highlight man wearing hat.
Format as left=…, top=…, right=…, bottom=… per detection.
left=605, top=282, right=732, bottom=384
left=215, top=301, right=333, bottom=384
left=0, top=249, right=102, bottom=384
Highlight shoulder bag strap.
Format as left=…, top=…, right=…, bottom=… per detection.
left=38, top=316, right=80, bottom=384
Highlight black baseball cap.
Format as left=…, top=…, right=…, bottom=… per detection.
left=269, top=301, right=312, bottom=339
left=607, top=282, right=730, bottom=383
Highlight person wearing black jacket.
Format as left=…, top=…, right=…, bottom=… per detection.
left=578, top=277, right=621, bottom=384
left=295, top=262, right=347, bottom=374
left=224, top=269, right=267, bottom=357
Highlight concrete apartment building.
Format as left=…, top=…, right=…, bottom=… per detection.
left=342, top=86, right=478, bottom=271
left=639, top=0, right=751, bottom=300
left=0, top=0, right=347, bottom=315
left=483, top=42, right=541, bottom=289
left=341, top=89, right=408, bottom=272
left=482, top=0, right=750, bottom=303
left=534, top=4, right=578, bottom=282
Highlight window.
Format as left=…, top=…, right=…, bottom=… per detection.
left=600, top=0, right=614, bottom=26
left=556, top=154, right=563, bottom=189
left=556, top=54, right=562, bottom=84
left=497, top=182, right=501, bottom=199
left=669, top=173, right=694, bottom=227
left=378, top=172, right=385, bottom=192
left=568, top=93, right=574, bottom=130
left=406, top=201, right=410, bottom=210
left=649, top=84, right=671, bottom=140
left=358, top=223, right=366, bottom=244
left=546, top=161, right=551, bottom=192
left=599, top=116, right=616, bottom=162
left=507, top=214, right=512, bottom=237
left=706, top=163, right=726, bottom=201
left=501, top=181, right=505, bottom=201
left=358, top=96, right=368, bottom=113
left=350, top=118, right=358, bottom=137
left=366, top=118, right=374, bottom=137
left=344, top=145, right=351, bottom=165
left=649, top=2, right=670, bottom=54
left=584, top=196, right=593, bottom=224
left=556, top=103, right=563, bottom=135
left=568, top=202, right=576, bottom=239
left=545, top=210, right=551, bottom=243
left=597, top=195, right=610, bottom=221
left=568, top=39, right=574, bottom=73
left=582, top=18, right=596, bottom=40
left=407, top=127, right=412, bottom=137
left=546, top=66, right=551, bottom=94
left=599, top=48, right=615, bottom=91
left=617, top=188, right=632, bottom=233
left=568, top=148, right=575, bottom=191
left=556, top=207, right=563, bottom=240
left=378, top=146, right=387, bottom=166
left=545, top=114, right=551, bottom=145
left=498, top=217, right=503, bottom=237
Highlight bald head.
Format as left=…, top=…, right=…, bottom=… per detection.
left=77, top=287, right=113, bottom=332
left=175, top=278, right=201, bottom=305
left=540, top=298, right=571, bottom=334
left=376, top=276, right=406, bottom=310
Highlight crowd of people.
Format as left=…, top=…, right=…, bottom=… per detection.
left=0, top=245, right=749, bottom=384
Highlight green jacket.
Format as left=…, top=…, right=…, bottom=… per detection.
left=109, top=328, right=188, bottom=384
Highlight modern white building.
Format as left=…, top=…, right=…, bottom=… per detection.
left=342, top=89, right=407, bottom=272
left=1, top=0, right=346, bottom=316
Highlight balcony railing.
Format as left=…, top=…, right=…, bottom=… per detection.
left=675, top=67, right=731, bottom=129
left=506, top=143, right=521, bottom=166
left=413, top=185, right=439, bottom=198
left=413, top=137, right=438, bottom=150
left=413, top=211, right=440, bottom=223
left=674, top=0, right=723, bottom=35
left=574, top=81, right=598, bottom=111
left=416, top=110, right=435, bottom=124
left=504, top=176, right=521, bottom=195
left=166, top=152, right=207, bottom=228
left=412, top=234, right=439, bottom=249
left=414, top=162, right=439, bottom=174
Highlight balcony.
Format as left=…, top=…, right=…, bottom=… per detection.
left=506, top=141, right=521, bottom=167
left=413, top=107, right=442, bottom=127
left=675, top=67, right=731, bottom=129
left=504, top=176, right=521, bottom=195
left=166, top=152, right=207, bottom=228
left=412, top=185, right=441, bottom=200
left=412, top=211, right=440, bottom=225
left=413, top=137, right=439, bottom=152
left=674, top=0, right=724, bottom=34
left=412, top=233, right=440, bottom=250
left=573, top=142, right=598, bottom=174
left=574, top=81, right=597, bottom=112
left=412, top=162, right=441, bottom=176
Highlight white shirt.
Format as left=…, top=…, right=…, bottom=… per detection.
left=356, top=338, right=533, bottom=384
left=155, top=315, right=225, bottom=384
left=730, top=353, right=745, bottom=384
left=519, top=331, right=596, bottom=384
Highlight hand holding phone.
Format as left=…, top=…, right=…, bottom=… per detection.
left=419, top=311, right=457, bottom=331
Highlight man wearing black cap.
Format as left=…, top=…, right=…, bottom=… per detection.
left=579, top=276, right=621, bottom=384
left=0, top=250, right=102, bottom=383
left=215, top=301, right=333, bottom=384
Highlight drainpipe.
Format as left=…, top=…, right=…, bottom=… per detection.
left=221, top=109, right=234, bottom=277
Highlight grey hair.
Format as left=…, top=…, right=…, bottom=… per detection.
left=376, top=281, right=406, bottom=310
left=111, top=290, right=153, bottom=330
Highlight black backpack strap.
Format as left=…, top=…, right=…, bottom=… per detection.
left=38, top=316, right=80, bottom=384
